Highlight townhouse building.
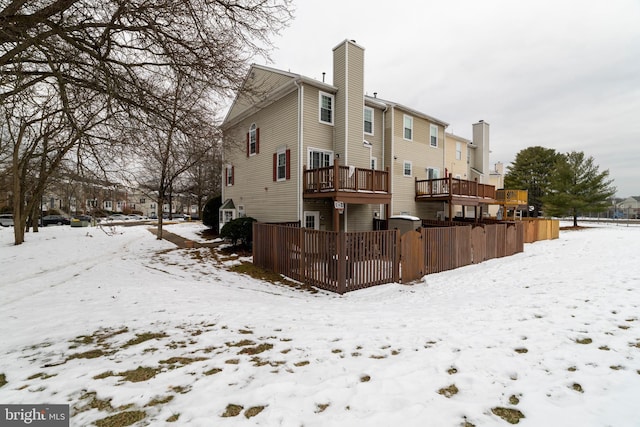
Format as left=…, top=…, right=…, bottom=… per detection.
left=221, top=40, right=499, bottom=232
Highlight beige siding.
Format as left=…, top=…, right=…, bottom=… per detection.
left=301, top=85, right=335, bottom=160
left=223, top=91, right=299, bottom=223
left=365, top=103, right=385, bottom=171
left=226, top=68, right=295, bottom=123
left=445, top=133, right=471, bottom=180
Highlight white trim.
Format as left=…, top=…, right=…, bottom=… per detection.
left=364, top=106, right=374, bottom=135
left=403, top=114, right=413, bottom=141
left=307, top=147, right=334, bottom=169
left=370, top=156, right=377, bottom=170
left=249, top=123, right=257, bottom=155
left=303, top=211, right=320, bottom=230
left=430, top=124, right=438, bottom=148
left=403, top=160, right=413, bottom=177
left=319, top=91, right=334, bottom=125
left=276, top=148, right=287, bottom=181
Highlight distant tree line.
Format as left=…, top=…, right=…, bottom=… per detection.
left=504, top=146, right=615, bottom=226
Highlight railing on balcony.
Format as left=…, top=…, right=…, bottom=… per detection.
left=495, top=189, right=528, bottom=206
left=303, top=165, right=390, bottom=194
left=415, top=176, right=496, bottom=200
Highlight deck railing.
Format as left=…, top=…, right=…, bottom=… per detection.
left=415, top=176, right=496, bottom=199
left=303, top=165, right=390, bottom=194
left=495, top=189, right=528, bottom=206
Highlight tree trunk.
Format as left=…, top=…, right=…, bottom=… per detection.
left=156, top=194, right=164, bottom=240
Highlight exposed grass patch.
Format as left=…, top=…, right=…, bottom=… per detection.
left=599, top=345, right=610, bottom=351
left=93, top=371, right=114, bottom=380
left=509, top=395, right=520, bottom=405
left=447, top=367, right=458, bottom=375
left=250, top=357, right=270, bottom=367
left=70, top=335, right=94, bottom=347
left=244, top=406, right=265, bottom=418
left=204, top=368, right=223, bottom=376
left=26, top=372, right=57, bottom=380
left=160, top=357, right=207, bottom=366
left=94, top=410, right=146, bottom=427
left=618, top=325, right=630, bottom=330
left=351, top=352, right=361, bottom=357
left=571, top=383, right=584, bottom=393
left=437, top=384, right=459, bottom=398
left=67, top=349, right=106, bottom=360
left=332, top=349, right=342, bottom=354
left=238, top=329, right=253, bottom=335
left=629, top=341, right=640, bottom=348
left=610, top=365, right=624, bottom=370
left=170, top=385, right=191, bottom=394
left=225, top=359, right=240, bottom=365
left=95, top=327, right=129, bottom=344
left=226, top=339, right=255, bottom=347
left=238, top=343, right=273, bottom=355
left=0, top=373, right=7, bottom=388
left=145, top=395, right=174, bottom=407
left=166, top=413, right=180, bottom=422
left=221, top=404, right=243, bottom=417
left=360, top=375, right=371, bottom=382
left=514, top=348, right=528, bottom=354
left=491, top=407, right=525, bottom=424
left=118, top=366, right=161, bottom=383
left=575, top=338, right=592, bottom=345
left=123, top=332, right=167, bottom=348
left=567, top=366, right=577, bottom=372
left=369, top=355, right=387, bottom=359
left=294, top=360, right=310, bottom=367
left=76, top=392, right=114, bottom=412
left=315, top=403, right=330, bottom=413
left=391, top=349, right=400, bottom=355
left=229, top=261, right=319, bottom=293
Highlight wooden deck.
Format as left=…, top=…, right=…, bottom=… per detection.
left=495, top=189, right=528, bottom=208
left=303, top=164, right=391, bottom=204
left=415, top=176, right=496, bottom=206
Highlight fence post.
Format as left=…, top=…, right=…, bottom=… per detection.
left=337, top=231, right=346, bottom=294
left=393, top=229, right=400, bottom=283
left=299, top=226, right=305, bottom=282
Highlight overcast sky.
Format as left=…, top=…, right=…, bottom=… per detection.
left=256, top=0, right=640, bottom=197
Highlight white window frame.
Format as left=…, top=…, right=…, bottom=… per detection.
left=307, top=148, right=334, bottom=169
left=403, top=161, right=413, bottom=177
left=403, top=115, right=413, bottom=141
left=104, top=200, right=112, bottom=210
left=430, top=124, right=438, bottom=147
left=364, top=107, right=374, bottom=135
left=226, top=165, right=233, bottom=186
left=456, top=142, right=462, bottom=160
left=370, top=156, right=377, bottom=170
left=276, top=148, right=287, bottom=181
left=303, top=211, right=320, bottom=230
left=221, top=209, right=236, bottom=225
left=249, top=123, right=257, bottom=155
left=319, top=91, right=334, bottom=125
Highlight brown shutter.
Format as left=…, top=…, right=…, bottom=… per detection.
left=273, top=153, right=277, bottom=181
left=256, top=128, right=260, bottom=154
left=246, top=133, right=249, bottom=157
left=286, top=149, right=291, bottom=180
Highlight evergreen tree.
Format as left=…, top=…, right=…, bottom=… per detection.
left=504, top=146, right=561, bottom=216
left=543, top=151, right=616, bottom=227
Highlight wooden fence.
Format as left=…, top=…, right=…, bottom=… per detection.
left=253, top=223, right=399, bottom=294
left=252, top=218, right=559, bottom=293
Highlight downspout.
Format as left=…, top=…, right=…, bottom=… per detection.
left=381, top=103, right=388, bottom=220
left=294, top=79, right=304, bottom=225
left=343, top=44, right=349, bottom=231
left=389, top=105, right=395, bottom=216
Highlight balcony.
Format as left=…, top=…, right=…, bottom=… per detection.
left=415, top=176, right=496, bottom=206
left=495, top=189, right=529, bottom=207
left=303, top=165, right=391, bottom=204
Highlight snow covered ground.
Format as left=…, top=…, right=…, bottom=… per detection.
left=1, top=221, right=639, bottom=426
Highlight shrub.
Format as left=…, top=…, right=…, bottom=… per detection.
left=220, top=217, right=257, bottom=246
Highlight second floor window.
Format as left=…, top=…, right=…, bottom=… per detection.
left=226, top=165, right=234, bottom=186
left=403, top=161, right=412, bottom=177
left=364, top=107, right=373, bottom=134
left=430, top=124, right=438, bottom=147
left=274, top=148, right=290, bottom=181
left=140, top=198, right=146, bottom=204
left=456, top=142, right=462, bottom=160
left=404, top=115, right=413, bottom=140
left=319, top=92, right=334, bottom=124
left=247, top=123, right=259, bottom=156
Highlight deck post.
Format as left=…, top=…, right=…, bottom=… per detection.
left=333, top=158, right=340, bottom=191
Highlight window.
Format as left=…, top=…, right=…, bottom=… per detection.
left=304, top=211, right=320, bottom=230
left=104, top=200, right=112, bottom=210
left=221, top=210, right=235, bottom=225
left=273, top=148, right=290, bottom=181
left=139, top=198, right=146, bottom=204
left=403, top=161, right=412, bottom=177
left=371, top=156, right=377, bottom=170
left=456, top=142, right=462, bottom=160
left=430, top=124, right=438, bottom=147
left=308, top=149, right=333, bottom=169
left=364, top=107, right=374, bottom=134
left=226, top=164, right=234, bottom=186
left=426, top=167, right=439, bottom=180
left=319, top=92, right=334, bottom=124
left=403, top=115, right=413, bottom=140
left=247, top=123, right=259, bottom=156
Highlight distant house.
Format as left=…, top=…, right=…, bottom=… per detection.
left=617, top=196, right=640, bottom=218
left=220, top=39, right=500, bottom=232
